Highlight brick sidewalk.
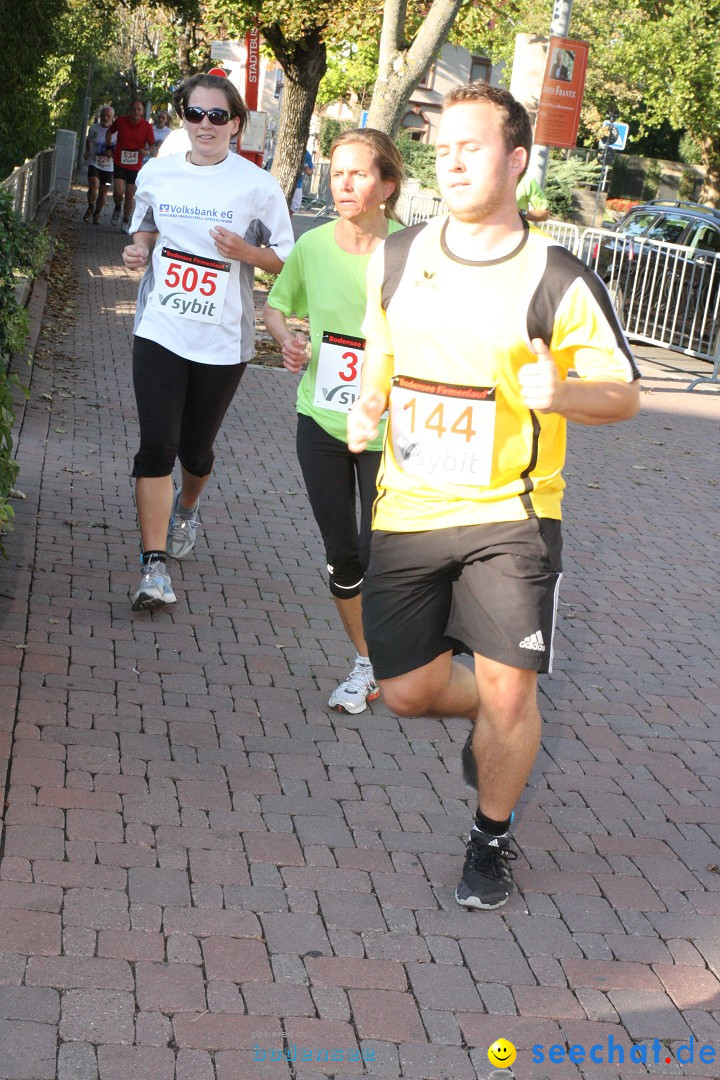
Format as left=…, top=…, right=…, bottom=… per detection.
left=0, top=186, right=719, bottom=1080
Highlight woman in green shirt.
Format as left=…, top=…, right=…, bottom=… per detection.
left=264, top=129, right=404, bottom=714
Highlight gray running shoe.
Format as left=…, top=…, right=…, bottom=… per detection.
left=455, top=829, right=518, bottom=910
left=328, top=657, right=380, bottom=714
left=111, top=206, right=121, bottom=226
left=131, top=559, right=177, bottom=611
left=167, top=492, right=200, bottom=560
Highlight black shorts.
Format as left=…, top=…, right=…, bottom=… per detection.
left=87, top=165, right=113, bottom=185
left=113, top=165, right=141, bottom=185
left=296, top=413, right=380, bottom=598
left=362, top=519, right=563, bottom=680
left=132, top=336, right=245, bottom=478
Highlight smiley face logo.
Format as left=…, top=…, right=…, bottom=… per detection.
left=488, top=1038, right=517, bottom=1069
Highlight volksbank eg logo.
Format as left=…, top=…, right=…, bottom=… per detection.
left=158, top=203, right=233, bottom=221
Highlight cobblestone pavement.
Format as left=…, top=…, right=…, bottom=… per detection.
left=0, top=186, right=719, bottom=1080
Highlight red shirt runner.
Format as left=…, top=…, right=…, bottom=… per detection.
left=107, top=116, right=155, bottom=173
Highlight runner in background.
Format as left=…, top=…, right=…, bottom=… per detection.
left=263, top=130, right=405, bottom=713
left=105, top=100, right=155, bottom=233
left=83, top=106, right=115, bottom=223
left=291, top=149, right=314, bottom=214
left=515, top=172, right=550, bottom=223
left=152, top=109, right=172, bottom=151
left=122, top=73, right=293, bottom=611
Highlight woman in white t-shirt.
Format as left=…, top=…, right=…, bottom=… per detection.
left=122, top=73, right=294, bottom=612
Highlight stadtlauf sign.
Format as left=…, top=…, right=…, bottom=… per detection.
left=534, top=35, right=589, bottom=149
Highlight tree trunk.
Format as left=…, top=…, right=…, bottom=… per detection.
left=699, top=134, right=720, bottom=206
left=366, top=0, right=464, bottom=136
left=262, top=23, right=328, bottom=204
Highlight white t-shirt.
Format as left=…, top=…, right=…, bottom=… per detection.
left=87, top=123, right=115, bottom=171
left=157, top=129, right=191, bottom=157
left=130, top=152, right=294, bottom=365
left=153, top=125, right=171, bottom=146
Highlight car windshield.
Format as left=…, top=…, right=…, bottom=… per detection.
left=617, top=212, right=657, bottom=237
left=644, top=215, right=689, bottom=244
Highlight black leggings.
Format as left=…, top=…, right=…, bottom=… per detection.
left=296, top=413, right=381, bottom=599
left=132, top=336, right=245, bottom=478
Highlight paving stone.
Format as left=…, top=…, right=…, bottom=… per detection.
left=0, top=986, right=59, bottom=1023
left=305, top=957, right=407, bottom=991
left=135, top=961, right=207, bottom=1012
left=128, top=867, right=191, bottom=907
left=59, top=990, right=135, bottom=1043
left=57, top=1041, right=97, bottom=1080
left=0, top=1020, right=57, bottom=1079
left=398, top=1043, right=476, bottom=1079
left=406, top=961, right=483, bottom=1011
left=95, top=1046, right=175, bottom=1080
left=317, top=890, right=386, bottom=932
left=202, top=938, right=272, bottom=983
left=606, top=989, right=693, bottom=1040
left=350, top=989, right=426, bottom=1042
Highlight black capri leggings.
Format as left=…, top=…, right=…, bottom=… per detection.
left=132, top=336, right=245, bottom=478
left=296, top=412, right=381, bottom=599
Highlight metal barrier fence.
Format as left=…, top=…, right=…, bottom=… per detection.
left=1, top=148, right=55, bottom=222
left=397, top=190, right=447, bottom=226
left=537, top=219, right=580, bottom=251
left=575, top=228, right=720, bottom=371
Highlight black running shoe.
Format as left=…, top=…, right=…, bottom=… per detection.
left=461, top=731, right=477, bottom=789
left=455, top=829, right=517, bottom=910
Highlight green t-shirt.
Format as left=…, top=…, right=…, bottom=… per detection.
left=267, top=218, right=403, bottom=448
left=516, top=174, right=549, bottom=213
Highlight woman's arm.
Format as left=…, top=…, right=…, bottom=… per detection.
left=122, top=230, right=158, bottom=272
left=262, top=302, right=308, bottom=373
left=208, top=226, right=285, bottom=274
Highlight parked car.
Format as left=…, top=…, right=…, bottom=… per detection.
left=580, top=201, right=720, bottom=356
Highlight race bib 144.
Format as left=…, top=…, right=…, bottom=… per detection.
left=390, top=374, right=496, bottom=486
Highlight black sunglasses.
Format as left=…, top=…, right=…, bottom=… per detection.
left=184, top=106, right=231, bottom=126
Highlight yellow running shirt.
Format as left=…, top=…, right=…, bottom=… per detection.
left=362, top=217, right=639, bottom=533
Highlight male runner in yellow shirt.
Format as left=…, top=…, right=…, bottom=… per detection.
left=348, top=82, right=640, bottom=911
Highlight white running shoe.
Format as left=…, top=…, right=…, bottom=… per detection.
left=120, top=220, right=130, bottom=234
left=111, top=206, right=121, bottom=226
left=167, top=491, right=200, bottom=560
left=131, top=559, right=177, bottom=611
left=328, top=657, right=380, bottom=714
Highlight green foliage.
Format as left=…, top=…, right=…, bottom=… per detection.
left=317, top=40, right=378, bottom=110
left=544, top=156, right=601, bottom=219
left=641, top=160, right=662, bottom=201
left=396, top=136, right=439, bottom=193
left=678, top=169, right=699, bottom=201
left=319, top=118, right=343, bottom=158
left=608, top=156, right=629, bottom=199
left=679, top=132, right=703, bottom=166
left=0, top=188, right=47, bottom=551
left=1, top=0, right=118, bottom=176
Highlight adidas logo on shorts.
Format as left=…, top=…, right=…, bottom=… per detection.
left=519, top=630, right=545, bottom=652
